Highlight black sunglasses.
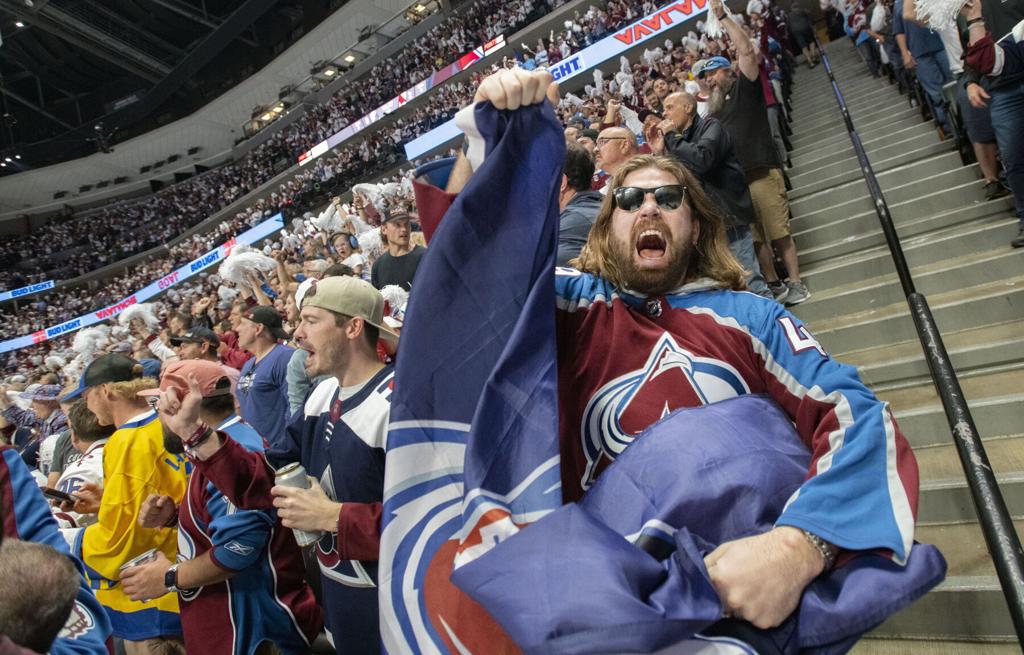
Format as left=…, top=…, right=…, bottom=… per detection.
left=612, top=185, right=686, bottom=212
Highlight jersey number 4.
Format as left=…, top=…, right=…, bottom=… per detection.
left=778, top=316, right=828, bottom=357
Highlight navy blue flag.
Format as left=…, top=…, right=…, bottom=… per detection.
left=379, top=99, right=566, bottom=654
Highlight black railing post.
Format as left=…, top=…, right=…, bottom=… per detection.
left=814, top=37, right=1024, bottom=646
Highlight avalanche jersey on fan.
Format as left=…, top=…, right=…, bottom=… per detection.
left=278, top=367, right=393, bottom=654
left=74, top=410, right=188, bottom=640
left=1, top=446, right=113, bottom=654
left=176, top=415, right=319, bottom=655
left=53, top=438, right=108, bottom=537
left=555, top=269, right=918, bottom=562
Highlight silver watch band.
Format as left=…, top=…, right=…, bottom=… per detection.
left=802, top=530, right=838, bottom=570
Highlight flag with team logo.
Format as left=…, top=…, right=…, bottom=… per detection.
left=378, top=99, right=566, bottom=654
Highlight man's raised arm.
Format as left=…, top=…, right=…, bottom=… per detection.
left=712, top=0, right=759, bottom=81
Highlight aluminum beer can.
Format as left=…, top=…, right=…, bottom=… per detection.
left=119, top=548, right=158, bottom=576
left=275, top=462, right=324, bottom=547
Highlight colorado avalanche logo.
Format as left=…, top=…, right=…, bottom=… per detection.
left=315, top=464, right=376, bottom=588
left=580, top=332, right=750, bottom=488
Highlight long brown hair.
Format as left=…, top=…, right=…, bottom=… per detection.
left=572, top=155, right=747, bottom=292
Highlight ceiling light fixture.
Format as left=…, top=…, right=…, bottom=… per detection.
left=14, top=20, right=25, bottom=27
left=344, top=54, right=356, bottom=63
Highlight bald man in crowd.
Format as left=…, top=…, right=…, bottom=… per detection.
left=593, top=126, right=639, bottom=191
left=647, top=91, right=771, bottom=298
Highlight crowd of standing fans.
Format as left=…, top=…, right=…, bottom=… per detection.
left=0, top=0, right=967, bottom=649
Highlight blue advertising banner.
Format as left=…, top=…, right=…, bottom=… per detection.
left=0, top=213, right=285, bottom=354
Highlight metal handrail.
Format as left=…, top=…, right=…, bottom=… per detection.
left=814, top=36, right=1024, bottom=645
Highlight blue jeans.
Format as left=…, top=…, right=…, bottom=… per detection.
left=989, top=79, right=1024, bottom=228
left=727, top=225, right=771, bottom=297
left=915, top=49, right=953, bottom=132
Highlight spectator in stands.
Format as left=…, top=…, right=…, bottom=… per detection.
left=577, top=129, right=600, bottom=156
left=123, top=360, right=322, bottom=654
left=0, top=540, right=83, bottom=654
left=160, top=276, right=400, bottom=655
left=788, top=2, right=820, bottom=67
left=649, top=91, right=771, bottom=298
left=0, top=384, right=68, bottom=471
left=594, top=127, right=641, bottom=190
left=702, top=0, right=810, bottom=305
left=893, top=0, right=954, bottom=134
left=235, top=307, right=293, bottom=450
left=171, top=327, right=241, bottom=391
left=61, top=353, right=188, bottom=653
left=50, top=400, right=114, bottom=533
left=962, top=0, right=1024, bottom=248
left=558, top=144, right=604, bottom=267
left=371, top=210, right=426, bottom=291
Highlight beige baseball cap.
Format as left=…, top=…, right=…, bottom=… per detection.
left=300, top=276, right=400, bottom=342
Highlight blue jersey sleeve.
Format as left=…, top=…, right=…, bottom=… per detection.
left=1, top=447, right=113, bottom=654
left=750, top=303, right=918, bottom=563
left=206, top=486, right=274, bottom=572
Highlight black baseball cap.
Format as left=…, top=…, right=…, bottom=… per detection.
left=170, top=328, right=220, bottom=348
left=242, top=306, right=289, bottom=341
left=61, top=354, right=143, bottom=401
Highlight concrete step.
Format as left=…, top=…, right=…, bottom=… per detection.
left=916, top=516, right=1024, bottom=576
left=793, top=190, right=1012, bottom=265
left=869, top=577, right=1013, bottom=641
left=789, top=105, right=922, bottom=151
left=790, top=158, right=979, bottom=218
left=916, top=435, right=1024, bottom=489
left=790, top=138, right=953, bottom=196
left=805, top=275, right=1024, bottom=359
left=796, top=93, right=912, bottom=137
left=791, top=83, right=898, bottom=123
left=893, top=391, right=1024, bottom=450
left=849, top=317, right=1024, bottom=390
left=851, top=638, right=1019, bottom=654
left=789, top=126, right=942, bottom=186
left=796, top=218, right=1021, bottom=314
left=791, top=120, right=936, bottom=170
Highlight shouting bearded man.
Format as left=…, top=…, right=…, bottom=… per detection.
left=415, top=68, right=924, bottom=638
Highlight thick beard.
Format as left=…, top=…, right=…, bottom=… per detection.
left=163, top=428, right=185, bottom=455
left=611, top=225, right=695, bottom=296
left=707, top=85, right=728, bottom=115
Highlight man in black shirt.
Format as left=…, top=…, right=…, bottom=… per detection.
left=371, top=210, right=426, bottom=291
left=700, top=0, right=810, bottom=306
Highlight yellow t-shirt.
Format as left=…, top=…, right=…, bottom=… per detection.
left=74, top=409, right=189, bottom=640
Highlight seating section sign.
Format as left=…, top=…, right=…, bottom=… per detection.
left=0, top=214, right=285, bottom=354
left=404, top=0, right=709, bottom=160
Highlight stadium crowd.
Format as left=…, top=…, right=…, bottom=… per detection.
left=0, top=0, right=699, bottom=353
left=0, top=0, right=968, bottom=648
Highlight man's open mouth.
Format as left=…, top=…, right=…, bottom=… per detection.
left=636, top=229, right=667, bottom=259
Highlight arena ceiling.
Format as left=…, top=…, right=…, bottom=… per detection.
left=0, top=0, right=338, bottom=167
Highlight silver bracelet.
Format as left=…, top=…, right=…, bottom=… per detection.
left=802, top=530, right=838, bottom=571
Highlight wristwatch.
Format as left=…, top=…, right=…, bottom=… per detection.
left=164, top=564, right=181, bottom=593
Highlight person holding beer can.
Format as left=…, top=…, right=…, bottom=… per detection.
left=157, top=277, right=398, bottom=655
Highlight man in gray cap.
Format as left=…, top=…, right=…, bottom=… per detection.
left=162, top=276, right=399, bottom=655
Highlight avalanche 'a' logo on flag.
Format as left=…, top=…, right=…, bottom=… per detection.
left=379, top=98, right=566, bottom=654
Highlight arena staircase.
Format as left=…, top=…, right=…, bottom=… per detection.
left=785, top=38, right=1024, bottom=653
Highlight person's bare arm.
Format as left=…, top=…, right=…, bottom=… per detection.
left=896, top=33, right=917, bottom=69
left=712, top=0, right=759, bottom=81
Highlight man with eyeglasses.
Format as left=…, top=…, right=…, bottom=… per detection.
left=415, top=68, right=923, bottom=641
left=593, top=126, right=639, bottom=192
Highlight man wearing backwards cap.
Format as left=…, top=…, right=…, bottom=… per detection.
left=235, top=306, right=294, bottom=451
left=121, top=360, right=322, bottom=655
left=171, top=327, right=241, bottom=398
left=163, top=276, right=399, bottom=655
left=61, top=353, right=188, bottom=653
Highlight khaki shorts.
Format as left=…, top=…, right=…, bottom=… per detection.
left=747, top=167, right=792, bottom=243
